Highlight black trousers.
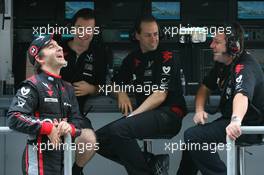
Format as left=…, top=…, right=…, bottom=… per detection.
left=96, top=107, right=182, bottom=175
left=177, top=117, right=262, bottom=175
left=77, top=96, right=87, bottom=116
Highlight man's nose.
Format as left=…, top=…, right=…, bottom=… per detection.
left=210, top=41, right=215, bottom=48
left=57, top=45, right=63, bottom=51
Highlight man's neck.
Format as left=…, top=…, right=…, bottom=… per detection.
left=41, top=66, right=60, bottom=76
left=69, top=39, right=91, bottom=56
left=225, top=56, right=234, bottom=66
left=140, top=46, right=148, bottom=54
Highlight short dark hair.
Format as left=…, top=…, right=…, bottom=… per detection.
left=72, top=8, right=95, bottom=25
left=134, top=15, right=158, bottom=34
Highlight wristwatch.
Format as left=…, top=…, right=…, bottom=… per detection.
left=231, top=116, right=242, bottom=124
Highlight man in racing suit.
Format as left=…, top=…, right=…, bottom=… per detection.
left=8, top=35, right=97, bottom=175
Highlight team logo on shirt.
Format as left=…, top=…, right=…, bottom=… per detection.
left=21, top=87, right=30, bottom=96
left=44, top=98, right=58, bottom=103
left=235, top=64, right=244, bottom=74
left=162, top=51, right=172, bottom=63
left=144, top=69, right=152, bottom=77
left=160, top=78, right=170, bottom=88
left=235, top=75, right=243, bottom=91
left=162, top=66, right=171, bottom=75
left=17, top=96, right=26, bottom=108
left=226, top=87, right=231, bottom=95
left=161, top=78, right=170, bottom=85
left=84, top=63, right=93, bottom=71
left=86, top=54, right=93, bottom=62
left=42, top=82, right=54, bottom=97
left=236, top=75, right=243, bottom=83
left=147, top=61, right=154, bottom=68
left=225, top=86, right=232, bottom=100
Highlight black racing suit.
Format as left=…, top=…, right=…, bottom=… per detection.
left=96, top=47, right=187, bottom=175
left=60, top=39, right=110, bottom=115
left=8, top=71, right=84, bottom=175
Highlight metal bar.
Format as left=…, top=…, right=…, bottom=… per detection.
left=227, top=135, right=236, bottom=175
left=227, top=126, right=264, bottom=175
left=64, top=133, right=72, bottom=175
left=0, top=127, right=72, bottom=175
left=240, top=147, right=245, bottom=175
left=0, top=126, right=14, bottom=133
left=241, top=126, right=264, bottom=134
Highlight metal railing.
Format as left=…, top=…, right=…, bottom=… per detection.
left=226, top=126, right=264, bottom=175
left=0, top=127, right=72, bottom=175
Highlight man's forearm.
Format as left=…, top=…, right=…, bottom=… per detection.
left=88, top=84, right=99, bottom=95
left=131, top=91, right=167, bottom=115
left=232, top=93, right=248, bottom=121
left=195, top=84, right=210, bottom=112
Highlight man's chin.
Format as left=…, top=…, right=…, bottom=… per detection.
left=213, top=56, right=225, bottom=64
left=149, top=46, right=158, bottom=51
left=57, top=61, right=67, bottom=68
left=77, top=36, right=92, bottom=41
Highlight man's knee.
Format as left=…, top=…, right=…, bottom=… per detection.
left=109, top=123, right=122, bottom=137
left=108, top=121, right=129, bottom=139
left=184, top=126, right=201, bottom=143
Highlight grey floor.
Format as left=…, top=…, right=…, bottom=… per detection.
left=1, top=112, right=264, bottom=175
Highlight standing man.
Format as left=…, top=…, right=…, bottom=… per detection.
left=61, top=8, right=111, bottom=115
left=177, top=22, right=264, bottom=175
left=8, top=35, right=97, bottom=175
left=96, top=15, right=187, bottom=175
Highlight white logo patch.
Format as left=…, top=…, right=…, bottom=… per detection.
left=48, top=77, right=54, bottom=81
left=44, top=98, right=58, bottom=103
left=226, top=87, right=231, bottom=95
left=17, top=96, right=26, bottom=108
left=86, top=54, right=93, bottom=62
left=147, top=61, right=154, bottom=68
left=236, top=75, right=243, bottom=83
left=133, top=74, right=137, bottom=81
left=162, top=66, right=171, bottom=74
left=64, top=102, right=72, bottom=107
left=83, top=72, right=92, bottom=77
left=21, top=87, right=30, bottom=96
left=42, top=82, right=50, bottom=90
left=161, top=78, right=170, bottom=85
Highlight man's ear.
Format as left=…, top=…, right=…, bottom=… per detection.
left=35, top=55, right=45, bottom=65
